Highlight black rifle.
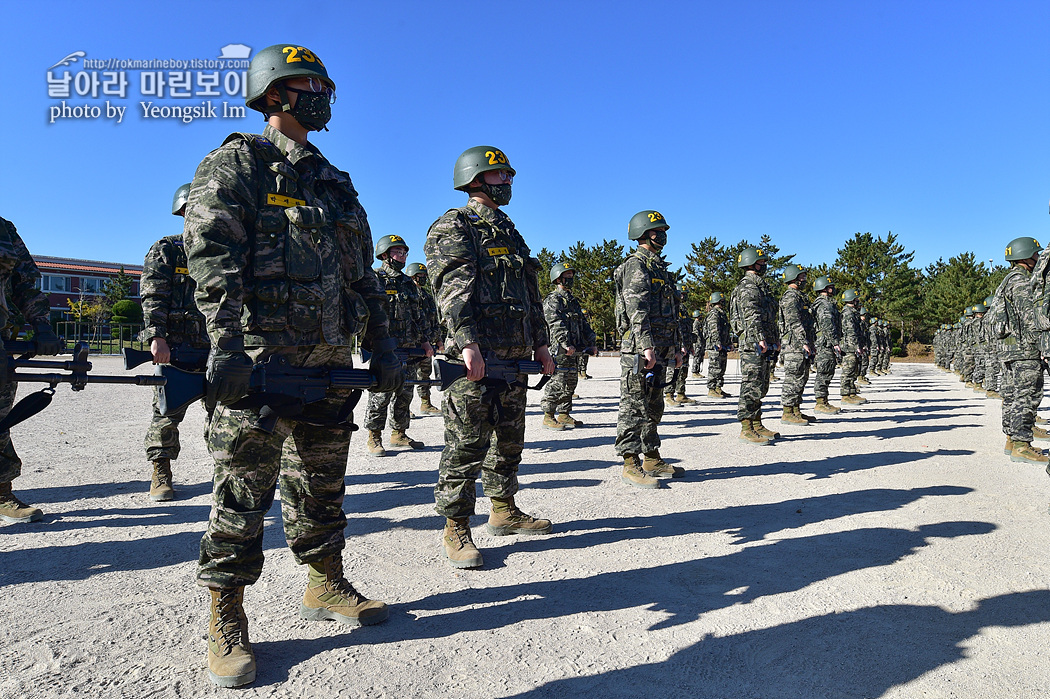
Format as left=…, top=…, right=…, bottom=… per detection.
left=361, top=346, right=431, bottom=365
left=0, top=341, right=166, bottom=431
left=433, top=354, right=572, bottom=424
left=159, top=354, right=438, bottom=433
left=123, top=344, right=209, bottom=372
left=630, top=353, right=679, bottom=390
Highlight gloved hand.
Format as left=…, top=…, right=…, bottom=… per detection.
left=369, top=336, right=404, bottom=393
left=32, top=323, right=63, bottom=356
left=205, top=349, right=253, bottom=405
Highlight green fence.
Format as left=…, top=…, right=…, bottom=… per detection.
left=55, top=321, right=147, bottom=355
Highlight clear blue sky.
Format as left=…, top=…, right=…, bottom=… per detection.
left=7, top=0, right=1049, bottom=274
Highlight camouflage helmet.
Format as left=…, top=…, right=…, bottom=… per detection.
left=405, top=262, right=427, bottom=278
left=973, top=303, right=988, bottom=314
left=736, top=247, right=768, bottom=269
left=963, top=307, right=974, bottom=317
left=859, top=307, right=868, bottom=316
left=1005, top=236, right=1042, bottom=262
left=375, top=234, right=409, bottom=259
left=453, top=146, right=515, bottom=190
left=870, top=316, right=878, bottom=325
left=172, top=183, right=191, bottom=216
left=842, top=289, right=859, bottom=303
left=812, top=275, right=833, bottom=292
left=782, top=264, right=805, bottom=284
left=246, top=44, right=335, bottom=113
left=709, top=291, right=724, bottom=304
left=628, top=210, right=669, bottom=240
left=692, top=309, right=701, bottom=318
left=550, top=262, right=575, bottom=284
left=984, top=295, right=994, bottom=306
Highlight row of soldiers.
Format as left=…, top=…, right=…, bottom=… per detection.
left=932, top=300, right=1002, bottom=398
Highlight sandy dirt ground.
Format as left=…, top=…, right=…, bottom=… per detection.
left=2, top=354, right=1049, bottom=698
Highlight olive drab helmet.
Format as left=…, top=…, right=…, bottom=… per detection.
left=692, top=310, right=702, bottom=318
left=984, top=295, right=994, bottom=306
left=375, top=234, right=409, bottom=259
left=172, top=183, right=191, bottom=216
left=870, top=317, right=878, bottom=325
left=710, top=292, right=724, bottom=304
left=246, top=44, right=336, bottom=113
left=1004, top=236, right=1042, bottom=262
left=859, top=307, right=868, bottom=316
left=550, top=262, right=575, bottom=284
left=782, top=264, right=805, bottom=284
left=628, top=210, right=669, bottom=240
left=974, top=303, right=988, bottom=314
left=842, top=289, right=858, bottom=303
left=963, top=307, right=974, bottom=317
left=813, top=275, right=833, bottom=292
left=736, top=247, right=768, bottom=269
left=405, top=262, right=427, bottom=278
left=453, top=146, right=515, bottom=190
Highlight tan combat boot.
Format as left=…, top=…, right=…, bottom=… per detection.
left=675, top=393, right=696, bottom=405
left=964, top=381, right=975, bottom=388
left=840, top=395, right=862, bottom=405
left=770, top=371, right=781, bottom=382
left=621, top=454, right=659, bottom=489
left=1004, top=438, right=1015, bottom=455
left=814, top=397, right=841, bottom=414
left=488, top=496, right=553, bottom=536
left=642, top=450, right=684, bottom=479
left=739, top=419, right=771, bottom=445
left=443, top=518, right=483, bottom=568
left=542, top=412, right=566, bottom=430
left=853, top=394, right=868, bottom=404
left=301, top=555, right=388, bottom=626
left=149, top=458, right=174, bottom=502
left=987, top=390, right=1002, bottom=399
left=753, top=415, right=781, bottom=439
left=1037, top=416, right=1049, bottom=425
left=707, top=389, right=723, bottom=399
left=557, top=413, right=582, bottom=428
left=858, top=376, right=870, bottom=385
left=0, top=481, right=42, bottom=523
left=781, top=407, right=809, bottom=425
left=717, top=388, right=733, bottom=398
left=796, top=406, right=817, bottom=423
left=1033, top=426, right=1050, bottom=442
left=390, top=429, right=424, bottom=449
left=366, top=429, right=386, bottom=456
left=1011, top=442, right=1049, bottom=465
left=664, top=393, right=678, bottom=407
left=207, top=587, right=256, bottom=688
left=419, top=396, right=441, bottom=415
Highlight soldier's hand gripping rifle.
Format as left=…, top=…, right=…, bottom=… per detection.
left=0, top=341, right=166, bottom=431
left=631, top=353, right=680, bottom=392
left=433, top=353, right=572, bottom=425
left=122, top=344, right=209, bottom=372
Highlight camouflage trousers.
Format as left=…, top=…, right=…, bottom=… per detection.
left=707, top=351, right=727, bottom=391
left=972, top=350, right=986, bottom=384
left=879, top=349, right=891, bottom=372
left=541, top=356, right=579, bottom=415
left=813, top=348, right=837, bottom=399
left=961, top=351, right=976, bottom=382
left=982, top=353, right=1001, bottom=391
left=737, top=350, right=772, bottom=421
left=197, top=345, right=358, bottom=589
left=364, top=361, right=417, bottom=432
left=859, top=353, right=870, bottom=377
left=434, top=362, right=528, bottom=519
left=664, top=364, right=688, bottom=397
left=840, top=352, right=861, bottom=397
left=577, top=353, right=589, bottom=376
left=1001, top=358, right=1043, bottom=443
left=0, top=382, right=21, bottom=484
left=615, top=352, right=667, bottom=457
left=145, top=388, right=211, bottom=461
left=780, top=351, right=811, bottom=408
left=415, top=357, right=435, bottom=401
left=691, top=346, right=705, bottom=375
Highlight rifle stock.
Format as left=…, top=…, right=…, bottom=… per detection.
left=123, top=345, right=209, bottom=372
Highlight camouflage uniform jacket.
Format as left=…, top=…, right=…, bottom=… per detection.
left=415, top=282, right=443, bottom=346
left=0, top=217, right=50, bottom=331
left=424, top=198, right=548, bottom=360
left=543, top=286, right=596, bottom=357
left=375, top=261, right=427, bottom=348
left=841, top=305, right=863, bottom=353
left=678, top=311, right=695, bottom=349
left=812, top=295, right=842, bottom=349
left=705, top=306, right=732, bottom=351
left=183, top=125, right=390, bottom=350
left=778, top=287, right=816, bottom=355
left=730, top=272, right=777, bottom=347
left=140, top=234, right=208, bottom=347
left=991, top=265, right=1046, bottom=361
left=868, top=322, right=879, bottom=350
left=692, top=315, right=705, bottom=348
left=614, top=246, right=681, bottom=354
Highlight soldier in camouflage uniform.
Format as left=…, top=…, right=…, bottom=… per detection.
left=857, top=308, right=871, bottom=385
left=980, top=295, right=1001, bottom=396
left=866, top=316, right=880, bottom=377
left=811, top=275, right=842, bottom=414
left=691, top=309, right=706, bottom=378
left=424, top=145, right=555, bottom=570
left=839, top=289, right=866, bottom=404
left=364, top=235, right=432, bottom=456
left=879, top=320, right=893, bottom=373
left=183, top=45, right=404, bottom=688
left=731, top=247, right=780, bottom=444
left=138, top=183, right=210, bottom=502
left=406, top=262, right=444, bottom=414
left=665, top=283, right=695, bottom=406
left=541, top=263, right=597, bottom=430
left=777, top=264, right=816, bottom=425
left=705, top=292, right=732, bottom=398
left=993, top=236, right=1050, bottom=464
left=960, top=306, right=977, bottom=385
left=970, top=304, right=986, bottom=391
left=0, top=217, right=63, bottom=524
left=577, top=308, right=593, bottom=379
left=613, top=210, right=685, bottom=488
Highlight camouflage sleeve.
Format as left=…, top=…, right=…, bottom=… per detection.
left=780, top=292, right=806, bottom=348
left=841, top=311, right=858, bottom=350
left=425, top=212, right=481, bottom=349
left=139, top=238, right=174, bottom=341
left=738, top=281, right=764, bottom=346
left=544, top=293, right=571, bottom=348
left=346, top=213, right=391, bottom=346
left=183, top=142, right=256, bottom=349
left=524, top=255, right=550, bottom=348
left=7, top=233, right=50, bottom=325
left=620, top=257, right=655, bottom=351
left=423, top=292, right=440, bottom=345
left=705, top=312, right=719, bottom=348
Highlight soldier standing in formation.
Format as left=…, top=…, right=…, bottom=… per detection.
left=406, top=261, right=444, bottom=415
left=578, top=308, right=593, bottom=379
left=980, top=295, right=1001, bottom=396
left=613, top=210, right=684, bottom=487
left=878, top=320, right=892, bottom=373
left=705, top=292, right=732, bottom=398
left=183, top=45, right=403, bottom=688
left=811, top=275, right=842, bottom=414
left=665, top=283, right=695, bottom=406
left=364, top=235, right=432, bottom=456
left=424, top=146, right=555, bottom=570
left=857, top=307, right=871, bottom=385
left=731, top=247, right=780, bottom=444
left=691, top=309, right=706, bottom=378
left=0, top=217, right=63, bottom=524
left=777, top=264, right=816, bottom=425
left=138, top=183, right=210, bottom=501
left=839, top=289, right=867, bottom=405
left=541, top=263, right=596, bottom=430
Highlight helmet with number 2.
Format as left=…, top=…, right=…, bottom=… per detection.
left=628, top=210, right=670, bottom=240
left=246, top=44, right=336, bottom=113
left=454, top=146, right=516, bottom=190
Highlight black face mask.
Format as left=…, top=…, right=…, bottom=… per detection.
left=478, top=182, right=512, bottom=206
left=561, top=276, right=575, bottom=289
left=285, top=87, right=332, bottom=131
left=385, top=258, right=406, bottom=272
left=648, top=230, right=668, bottom=249
left=754, top=263, right=768, bottom=276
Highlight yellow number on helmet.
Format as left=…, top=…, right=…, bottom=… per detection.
left=283, top=46, right=301, bottom=63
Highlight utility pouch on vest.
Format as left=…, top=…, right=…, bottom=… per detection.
left=284, top=205, right=326, bottom=282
